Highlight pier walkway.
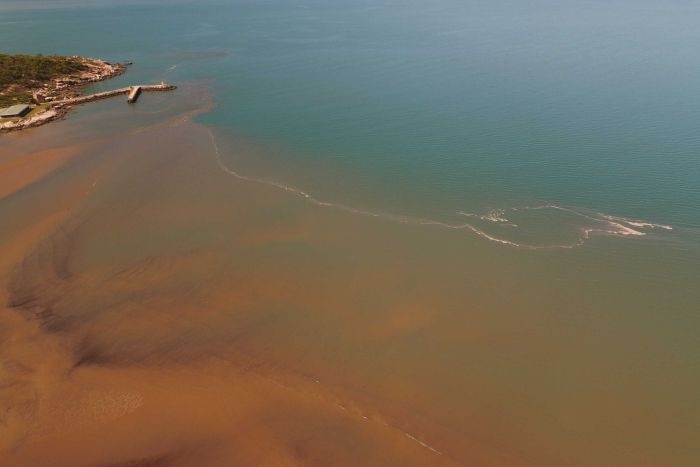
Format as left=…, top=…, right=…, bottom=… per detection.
left=50, top=83, right=176, bottom=107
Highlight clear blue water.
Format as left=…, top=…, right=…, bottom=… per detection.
left=2, top=0, right=699, bottom=241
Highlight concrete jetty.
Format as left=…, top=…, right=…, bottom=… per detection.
left=50, top=83, right=176, bottom=107
left=127, top=86, right=142, bottom=103
left=2, top=83, right=177, bottom=133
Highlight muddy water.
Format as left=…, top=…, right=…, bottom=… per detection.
left=1, top=95, right=699, bottom=466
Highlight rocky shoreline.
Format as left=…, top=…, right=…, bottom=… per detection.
left=0, top=57, right=128, bottom=133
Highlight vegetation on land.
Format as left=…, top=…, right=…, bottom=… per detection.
left=0, top=54, right=87, bottom=106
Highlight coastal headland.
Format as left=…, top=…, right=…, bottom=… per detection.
left=0, top=54, right=175, bottom=133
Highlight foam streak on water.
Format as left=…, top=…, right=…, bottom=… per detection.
left=207, top=129, right=673, bottom=250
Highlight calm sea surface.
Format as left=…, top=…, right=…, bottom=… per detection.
left=1, top=0, right=699, bottom=465
left=4, top=0, right=700, bottom=234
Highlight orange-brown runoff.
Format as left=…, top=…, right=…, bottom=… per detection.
left=0, top=122, right=469, bottom=467
left=2, top=107, right=697, bottom=467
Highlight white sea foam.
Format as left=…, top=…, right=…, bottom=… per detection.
left=457, top=209, right=518, bottom=227
left=477, top=205, right=675, bottom=241
left=403, top=432, right=444, bottom=455
left=600, top=214, right=673, bottom=231
left=206, top=129, right=673, bottom=250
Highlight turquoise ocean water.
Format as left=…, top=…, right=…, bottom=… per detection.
left=3, top=0, right=700, bottom=248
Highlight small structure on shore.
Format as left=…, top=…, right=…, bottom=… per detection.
left=0, top=104, right=31, bottom=118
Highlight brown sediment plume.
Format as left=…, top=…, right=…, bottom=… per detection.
left=0, top=143, right=91, bottom=199
left=1, top=91, right=697, bottom=466
left=0, top=109, right=469, bottom=466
